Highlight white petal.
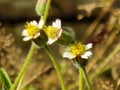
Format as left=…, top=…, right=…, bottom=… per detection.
left=33, top=33, right=40, bottom=39
left=85, top=43, right=93, bottom=50
left=30, top=20, right=38, bottom=26
left=58, top=29, right=63, bottom=38
left=52, top=19, right=61, bottom=29
left=81, top=51, right=92, bottom=59
left=38, top=19, right=44, bottom=28
left=47, top=38, right=56, bottom=45
left=63, top=52, right=76, bottom=59
left=22, top=30, right=28, bottom=36
left=81, top=54, right=88, bottom=59
left=84, top=51, right=92, bottom=57
left=23, top=36, right=32, bottom=41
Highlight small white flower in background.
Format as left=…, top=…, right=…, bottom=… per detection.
left=44, top=19, right=63, bottom=45
left=63, top=42, right=92, bottom=60
left=22, top=20, right=44, bottom=41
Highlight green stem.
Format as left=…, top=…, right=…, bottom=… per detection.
left=10, top=0, right=51, bottom=89
left=45, top=45, right=67, bottom=90
left=10, top=44, right=36, bottom=90
left=39, top=0, right=51, bottom=30
left=79, top=68, right=83, bottom=90
left=16, top=75, right=24, bottom=90
left=82, top=67, right=92, bottom=90
left=41, top=0, right=51, bottom=25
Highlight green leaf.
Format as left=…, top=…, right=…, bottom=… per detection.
left=0, top=68, right=12, bottom=90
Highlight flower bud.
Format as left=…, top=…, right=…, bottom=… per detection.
left=35, top=0, right=47, bottom=16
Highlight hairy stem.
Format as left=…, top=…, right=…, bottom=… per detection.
left=10, top=44, right=36, bottom=90
left=82, top=67, right=92, bottom=90
left=79, top=68, right=83, bottom=90
left=45, top=45, right=67, bottom=90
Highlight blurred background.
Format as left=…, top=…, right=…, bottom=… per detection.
left=0, top=0, right=120, bottom=90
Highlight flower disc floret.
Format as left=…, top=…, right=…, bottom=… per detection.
left=45, top=26, right=59, bottom=39
left=70, top=43, right=85, bottom=56
left=25, top=22, right=39, bottom=36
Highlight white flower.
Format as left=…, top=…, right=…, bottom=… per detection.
left=63, top=43, right=92, bottom=60
left=53, top=19, right=61, bottom=29
left=45, top=19, right=63, bottom=45
left=22, top=20, right=44, bottom=41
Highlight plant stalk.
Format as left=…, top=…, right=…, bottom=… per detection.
left=82, top=67, right=92, bottom=90
left=10, top=44, right=36, bottom=90
left=45, top=45, right=67, bottom=90
left=79, top=68, right=83, bottom=90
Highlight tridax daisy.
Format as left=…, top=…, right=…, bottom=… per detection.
left=63, top=42, right=92, bottom=60
left=22, top=20, right=44, bottom=41
left=44, top=19, right=63, bottom=45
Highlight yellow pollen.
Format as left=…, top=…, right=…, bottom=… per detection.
left=70, top=42, right=85, bottom=55
left=45, top=26, right=59, bottom=38
left=25, top=22, right=39, bottom=35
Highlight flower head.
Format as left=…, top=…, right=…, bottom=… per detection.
left=44, top=19, right=62, bottom=45
left=22, top=20, right=44, bottom=41
left=63, top=42, right=92, bottom=60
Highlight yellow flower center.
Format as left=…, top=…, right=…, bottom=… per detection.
left=45, top=26, right=59, bottom=38
left=70, top=42, right=85, bottom=55
left=25, top=22, right=39, bottom=35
